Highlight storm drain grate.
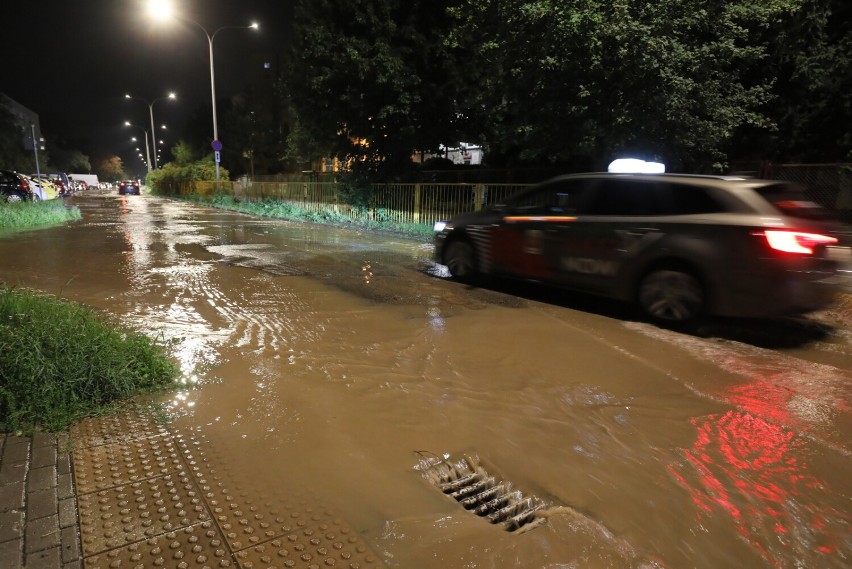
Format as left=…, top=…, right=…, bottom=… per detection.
left=416, top=452, right=547, bottom=532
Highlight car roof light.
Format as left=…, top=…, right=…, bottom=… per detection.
left=763, top=230, right=838, bottom=254
left=607, top=158, right=665, bottom=174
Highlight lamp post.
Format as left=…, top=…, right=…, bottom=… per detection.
left=125, top=122, right=151, bottom=173
left=147, top=1, right=257, bottom=183
left=125, top=92, right=175, bottom=169
left=194, top=21, right=258, bottom=183
left=30, top=124, right=42, bottom=181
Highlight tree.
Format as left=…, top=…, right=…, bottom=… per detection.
left=169, top=140, right=198, bottom=166
left=92, top=154, right=126, bottom=182
left=735, top=0, right=852, bottom=162
left=50, top=147, right=91, bottom=173
left=448, top=0, right=804, bottom=172
left=289, top=0, right=465, bottom=179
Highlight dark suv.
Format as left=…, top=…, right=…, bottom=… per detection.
left=0, top=170, right=34, bottom=202
left=434, top=173, right=850, bottom=322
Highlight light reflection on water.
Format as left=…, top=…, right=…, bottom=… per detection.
left=669, top=408, right=846, bottom=567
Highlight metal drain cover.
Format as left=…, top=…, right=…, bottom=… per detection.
left=416, top=453, right=547, bottom=532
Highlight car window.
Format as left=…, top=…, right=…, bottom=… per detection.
left=584, top=179, right=664, bottom=216
left=665, top=183, right=727, bottom=214
left=754, top=182, right=835, bottom=220
left=510, top=179, right=588, bottom=215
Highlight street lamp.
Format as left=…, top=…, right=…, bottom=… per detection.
left=148, top=0, right=258, bottom=183
left=125, top=91, right=176, bottom=169
left=125, top=122, right=151, bottom=172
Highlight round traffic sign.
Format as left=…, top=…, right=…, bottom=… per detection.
left=211, top=140, right=223, bottom=151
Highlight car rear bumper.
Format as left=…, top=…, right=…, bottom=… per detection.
left=714, top=248, right=851, bottom=317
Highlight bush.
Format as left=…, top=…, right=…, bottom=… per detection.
left=146, top=158, right=230, bottom=193
left=0, top=287, right=179, bottom=432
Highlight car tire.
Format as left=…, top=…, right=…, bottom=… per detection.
left=5, top=193, right=24, bottom=203
left=444, top=239, right=477, bottom=281
left=32, top=194, right=42, bottom=202
left=638, top=268, right=704, bottom=323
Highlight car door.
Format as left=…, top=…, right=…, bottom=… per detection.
left=559, top=177, right=667, bottom=294
left=488, top=178, right=589, bottom=281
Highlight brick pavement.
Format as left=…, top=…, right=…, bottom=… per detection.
left=0, top=432, right=81, bottom=569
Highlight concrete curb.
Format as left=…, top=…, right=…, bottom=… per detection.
left=0, top=433, right=82, bottom=569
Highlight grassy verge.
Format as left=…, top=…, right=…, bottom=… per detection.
left=0, top=286, right=179, bottom=433
left=167, top=193, right=435, bottom=240
left=0, top=200, right=82, bottom=230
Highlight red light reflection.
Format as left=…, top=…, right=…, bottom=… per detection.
left=668, top=409, right=846, bottom=567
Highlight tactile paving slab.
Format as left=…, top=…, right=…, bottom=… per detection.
left=233, top=520, right=383, bottom=568
left=73, top=435, right=185, bottom=494
left=78, top=472, right=209, bottom=556
left=83, top=521, right=232, bottom=569
left=73, top=414, right=388, bottom=568
left=173, top=431, right=323, bottom=551
left=71, top=406, right=169, bottom=448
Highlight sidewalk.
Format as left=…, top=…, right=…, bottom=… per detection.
left=0, top=432, right=81, bottom=568
left=1, top=407, right=385, bottom=569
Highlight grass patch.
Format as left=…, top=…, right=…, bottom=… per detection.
left=0, top=286, right=179, bottom=433
left=169, top=193, right=435, bottom=240
left=0, top=200, right=82, bottom=230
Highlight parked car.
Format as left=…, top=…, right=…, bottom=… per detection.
left=24, top=175, right=60, bottom=200
left=434, top=172, right=851, bottom=323
left=32, top=173, right=71, bottom=197
left=118, top=180, right=140, bottom=195
left=0, top=170, right=34, bottom=202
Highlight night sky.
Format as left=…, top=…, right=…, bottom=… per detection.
left=0, top=0, right=292, bottom=168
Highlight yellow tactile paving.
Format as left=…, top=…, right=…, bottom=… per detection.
left=71, top=406, right=387, bottom=568
left=78, top=472, right=209, bottom=556
left=83, top=521, right=232, bottom=569
left=73, top=435, right=184, bottom=494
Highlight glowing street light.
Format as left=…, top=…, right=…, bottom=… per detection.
left=125, top=121, right=151, bottom=172
left=147, top=0, right=258, bottom=182
left=125, top=91, right=176, bottom=169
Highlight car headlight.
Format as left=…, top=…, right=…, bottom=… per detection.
left=433, top=221, right=448, bottom=233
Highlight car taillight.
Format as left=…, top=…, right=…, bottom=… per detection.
left=20, top=178, right=29, bottom=191
left=758, top=230, right=838, bottom=254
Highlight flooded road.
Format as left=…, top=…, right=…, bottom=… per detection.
left=1, top=191, right=850, bottom=568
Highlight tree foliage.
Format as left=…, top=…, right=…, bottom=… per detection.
left=447, top=0, right=808, bottom=172
left=737, top=0, right=852, bottom=162
left=92, top=154, right=126, bottom=183
left=289, top=0, right=464, bottom=179
left=286, top=0, right=849, bottom=175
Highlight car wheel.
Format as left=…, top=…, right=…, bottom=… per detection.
left=32, top=194, right=42, bottom=202
left=638, top=268, right=704, bottom=323
left=444, top=239, right=477, bottom=280
left=5, top=193, right=24, bottom=203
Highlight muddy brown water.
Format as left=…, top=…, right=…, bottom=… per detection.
left=1, top=192, right=850, bottom=568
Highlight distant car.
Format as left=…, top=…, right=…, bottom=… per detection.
left=118, top=180, right=140, bottom=195
left=0, top=170, right=34, bottom=202
left=434, top=172, right=851, bottom=323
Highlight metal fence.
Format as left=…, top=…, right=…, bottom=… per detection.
left=159, top=163, right=852, bottom=226
left=228, top=181, right=530, bottom=226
